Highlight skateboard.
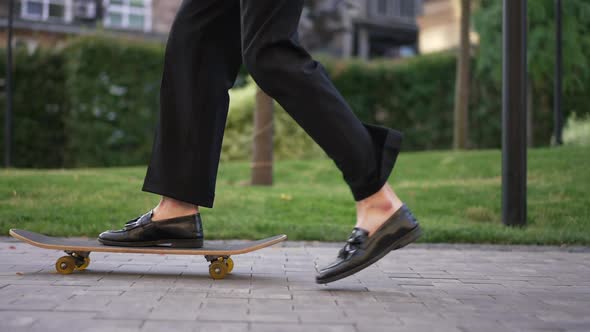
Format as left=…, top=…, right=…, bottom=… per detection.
left=9, top=229, right=287, bottom=280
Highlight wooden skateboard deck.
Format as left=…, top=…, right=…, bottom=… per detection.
left=9, top=229, right=287, bottom=279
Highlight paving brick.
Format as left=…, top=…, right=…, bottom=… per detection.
left=31, top=317, right=142, bottom=332
left=142, top=320, right=248, bottom=332
left=0, top=310, right=38, bottom=330
left=249, top=323, right=356, bottom=332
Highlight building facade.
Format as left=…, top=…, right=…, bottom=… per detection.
left=0, top=0, right=180, bottom=49
left=1, top=0, right=424, bottom=59
left=417, top=0, right=478, bottom=53
left=300, top=0, right=423, bottom=59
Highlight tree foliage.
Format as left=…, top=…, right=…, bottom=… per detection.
left=472, top=0, right=590, bottom=144
left=474, top=0, right=590, bottom=92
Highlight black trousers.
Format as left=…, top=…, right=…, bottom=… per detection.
left=142, top=0, right=403, bottom=208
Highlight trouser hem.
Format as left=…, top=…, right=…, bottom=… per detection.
left=141, top=181, right=215, bottom=208
left=350, top=123, right=404, bottom=201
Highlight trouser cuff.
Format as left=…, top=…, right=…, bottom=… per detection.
left=350, top=123, right=403, bottom=201
left=141, top=180, right=215, bottom=208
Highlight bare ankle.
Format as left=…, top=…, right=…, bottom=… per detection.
left=355, top=184, right=404, bottom=235
left=153, top=197, right=198, bottom=221
left=358, top=198, right=393, bottom=212
left=357, top=183, right=401, bottom=212
left=159, top=197, right=198, bottom=210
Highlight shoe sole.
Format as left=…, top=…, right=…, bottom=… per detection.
left=98, top=238, right=204, bottom=248
left=316, top=225, right=422, bottom=284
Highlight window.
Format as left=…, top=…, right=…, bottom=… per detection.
left=103, top=0, right=152, bottom=32
left=369, top=0, right=419, bottom=19
left=21, top=0, right=73, bottom=22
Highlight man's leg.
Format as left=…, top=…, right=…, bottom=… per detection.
left=142, top=0, right=242, bottom=209
left=239, top=0, right=421, bottom=283
left=98, top=0, right=242, bottom=247
left=240, top=0, right=402, bottom=205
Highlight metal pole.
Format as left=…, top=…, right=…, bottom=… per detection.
left=5, top=0, right=15, bottom=168
left=554, top=0, right=563, bottom=145
left=502, top=0, right=527, bottom=226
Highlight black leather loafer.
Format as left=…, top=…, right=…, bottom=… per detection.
left=316, top=204, right=421, bottom=284
left=98, top=211, right=204, bottom=248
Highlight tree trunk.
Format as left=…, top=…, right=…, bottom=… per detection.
left=453, top=0, right=471, bottom=149
left=251, top=87, right=274, bottom=185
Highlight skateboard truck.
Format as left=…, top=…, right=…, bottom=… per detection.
left=56, top=250, right=91, bottom=274
left=204, top=255, right=234, bottom=280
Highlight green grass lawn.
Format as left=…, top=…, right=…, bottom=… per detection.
left=1, top=146, right=588, bottom=245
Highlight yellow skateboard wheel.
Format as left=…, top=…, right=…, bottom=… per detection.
left=55, top=256, right=76, bottom=275
left=225, top=257, right=234, bottom=273
left=75, top=257, right=90, bottom=271
left=209, top=261, right=228, bottom=280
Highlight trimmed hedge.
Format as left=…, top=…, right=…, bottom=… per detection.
left=222, top=79, right=324, bottom=161
left=61, top=36, right=320, bottom=165
left=1, top=35, right=588, bottom=167
left=62, top=36, right=164, bottom=167
left=0, top=48, right=67, bottom=168
left=323, top=55, right=457, bottom=150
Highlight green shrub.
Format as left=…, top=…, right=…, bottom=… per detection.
left=61, top=36, right=322, bottom=165
left=322, top=53, right=506, bottom=149
left=1, top=32, right=588, bottom=167
left=563, top=113, right=590, bottom=147
left=0, top=47, right=67, bottom=168
left=474, top=0, right=590, bottom=147
left=62, top=35, right=164, bottom=167
left=223, top=79, right=324, bottom=161
left=323, top=54, right=457, bottom=150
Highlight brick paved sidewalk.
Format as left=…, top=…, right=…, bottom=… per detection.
left=0, top=238, right=589, bottom=332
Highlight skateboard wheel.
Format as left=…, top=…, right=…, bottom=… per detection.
left=225, top=257, right=234, bottom=273
left=209, top=261, right=228, bottom=280
left=75, top=257, right=91, bottom=271
left=55, top=256, right=76, bottom=275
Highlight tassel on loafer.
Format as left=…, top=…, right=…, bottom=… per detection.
left=316, top=204, right=421, bottom=284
